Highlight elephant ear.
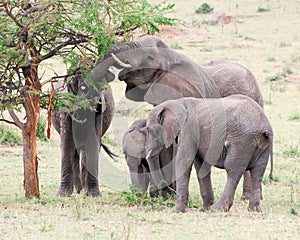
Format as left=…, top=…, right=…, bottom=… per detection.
left=166, top=49, right=185, bottom=67
left=155, top=101, right=187, bottom=148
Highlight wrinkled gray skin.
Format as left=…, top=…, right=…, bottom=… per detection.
left=52, top=74, right=115, bottom=197
left=99, top=35, right=264, bottom=200
left=144, top=95, right=273, bottom=213
left=122, top=119, right=175, bottom=199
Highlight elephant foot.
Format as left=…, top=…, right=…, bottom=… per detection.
left=200, top=204, right=212, bottom=212
left=241, top=192, right=263, bottom=201
left=248, top=203, right=261, bottom=212
left=172, top=203, right=187, bottom=213
left=241, top=192, right=251, bottom=201
left=85, top=186, right=102, bottom=197
left=150, top=190, right=159, bottom=198
left=210, top=200, right=232, bottom=212
left=57, top=186, right=73, bottom=197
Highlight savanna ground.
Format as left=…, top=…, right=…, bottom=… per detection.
left=1, top=0, right=300, bottom=239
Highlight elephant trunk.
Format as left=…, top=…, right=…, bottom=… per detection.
left=92, top=55, right=116, bottom=85
left=126, top=155, right=149, bottom=192
left=146, top=154, right=168, bottom=190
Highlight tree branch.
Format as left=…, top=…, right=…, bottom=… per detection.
left=8, top=109, right=24, bottom=129
left=41, top=38, right=90, bottom=61
left=115, top=25, right=138, bottom=36
left=1, top=1, right=24, bottom=28
left=40, top=74, right=73, bottom=87
left=0, top=118, right=19, bottom=126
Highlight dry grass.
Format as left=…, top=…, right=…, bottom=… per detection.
left=1, top=0, right=300, bottom=239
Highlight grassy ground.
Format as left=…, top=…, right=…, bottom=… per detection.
left=1, top=0, right=300, bottom=239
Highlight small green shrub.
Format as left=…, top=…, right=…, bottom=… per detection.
left=0, top=125, right=22, bottom=145
left=283, top=66, right=293, bottom=75
left=200, top=47, right=212, bottom=52
left=119, top=189, right=175, bottom=210
left=195, top=3, right=214, bottom=14
left=283, top=145, right=299, bottom=157
left=266, top=67, right=292, bottom=82
left=279, top=41, right=292, bottom=47
left=267, top=56, right=276, bottom=62
left=256, top=7, right=270, bottom=13
left=290, top=207, right=298, bottom=216
left=288, top=112, right=300, bottom=121
left=291, top=55, right=300, bottom=63
left=266, top=73, right=281, bottom=82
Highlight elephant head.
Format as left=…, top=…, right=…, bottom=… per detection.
left=122, top=119, right=150, bottom=192
left=145, top=100, right=187, bottom=189
left=95, top=36, right=195, bottom=103
left=93, top=35, right=168, bottom=86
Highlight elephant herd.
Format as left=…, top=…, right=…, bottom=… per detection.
left=52, top=35, right=273, bottom=213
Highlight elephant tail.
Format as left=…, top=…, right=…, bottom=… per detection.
left=269, top=140, right=274, bottom=181
left=263, top=130, right=273, bottom=181
left=101, top=143, right=118, bottom=160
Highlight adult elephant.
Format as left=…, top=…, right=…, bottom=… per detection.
left=52, top=56, right=116, bottom=197
left=144, top=95, right=273, bottom=212
left=98, top=35, right=264, bottom=200
left=122, top=119, right=175, bottom=199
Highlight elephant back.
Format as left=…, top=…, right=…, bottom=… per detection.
left=201, top=59, right=264, bottom=108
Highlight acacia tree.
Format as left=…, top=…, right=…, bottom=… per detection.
left=0, top=0, right=175, bottom=197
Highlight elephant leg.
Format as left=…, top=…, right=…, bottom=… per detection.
left=80, top=144, right=101, bottom=197
left=173, top=163, right=193, bottom=212
left=72, top=151, right=83, bottom=194
left=241, top=171, right=252, bottom=200
left=248, top=149, right=269, bottom=212
left=58, top=114, right=75, bottom=197
left=194, top=159, right=214, bottom=211
left=211, top=173, right=243, bottom=212
left=211, top=148, right=247, bottom=212
left=149, top=183, right=159, bottom=198
left=148, top=172, right=159, bottom=197
left=85, top=172, right=101, bottom=197
left=172, top=147, right=195, bottom=212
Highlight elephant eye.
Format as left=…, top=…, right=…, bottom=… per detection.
left=147, top=54, right=154, bottom=61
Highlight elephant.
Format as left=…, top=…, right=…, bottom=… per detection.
left=52, top=70, right=115, bottom=197
left=144, top=95, right=273, bottom=213
left=122, top=118, right=175, bottom=199
left=97, top=35, right=264, bottom=200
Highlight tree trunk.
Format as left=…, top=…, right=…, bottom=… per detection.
left=22, top=119, right=40, bottom=197
left=22, top=64, right=41, bottom=197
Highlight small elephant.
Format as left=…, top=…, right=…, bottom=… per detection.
left=52, top=74, right=115, bottom=197
left=144, top=95, right=273, bottom=213
left=99, top=35, right=264, bottom=200
left=122, top=119, right=175, bottom=199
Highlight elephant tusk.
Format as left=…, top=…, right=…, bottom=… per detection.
left=146, top=150, right=153, bottom=160
left=111, top=53, right=132, bottom=69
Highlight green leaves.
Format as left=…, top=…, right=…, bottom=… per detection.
left=0, top=0, right=176, bottom=121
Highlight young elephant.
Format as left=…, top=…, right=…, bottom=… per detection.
left=122, top=119, right=175, bottom=198
left=145, top=95, right=273, bottom=213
